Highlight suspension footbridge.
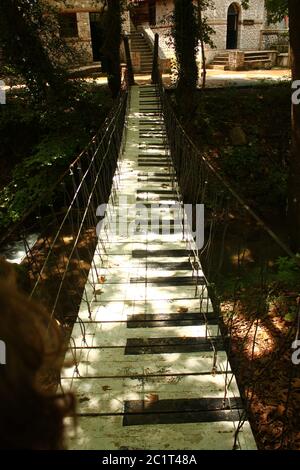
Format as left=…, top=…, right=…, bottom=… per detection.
left=2, top=54, right=297, bottom=450
left=60, top=84, right=256, bottom=450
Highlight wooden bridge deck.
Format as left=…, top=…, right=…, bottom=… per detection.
left=61, top=85, right=257, bottom=450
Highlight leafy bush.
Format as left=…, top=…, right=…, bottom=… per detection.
left=275, top=255, right=300, bottom=286
left=0, top=83, right=112, bottom=233
left=222, top=144, right=288, bottom=208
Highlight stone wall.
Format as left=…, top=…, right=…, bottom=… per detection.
left=202, top=0, right=265, bottom=52
left=155, top=0, right=174, bottom=24
left=150, top=0, right=267, bottom=64
left=50, top=0, right=282, bottom=68
left=52, top=1, right=103, bottom=64
left=52, top=0, right=130, bottom=65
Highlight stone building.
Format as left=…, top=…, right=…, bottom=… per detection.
left=50, top=1, right=270, bottom=62
left=128, top=0, right=288, bottom=69
left=52, top=0, right=107, bottom=64
left=0, top=1, right=288, bottom=70
left=50, top=0, right=288, bottom=70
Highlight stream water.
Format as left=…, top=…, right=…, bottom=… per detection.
left=1, top=233, right=39, bottom=264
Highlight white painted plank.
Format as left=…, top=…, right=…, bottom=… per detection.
left=66, top=416, right=256, bottom=450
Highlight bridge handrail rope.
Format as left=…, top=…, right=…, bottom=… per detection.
left=0, top=71, right=129, bottom=329
left=0, top=75, right=129, bottom=249
left=153, top=75, right=249, bottom=447
left=154, top=66, right=294, bottom=260
left=155, top=71, right=288, bottom=445
left=30, top=94, right=127, bottom=301
left=151, top=35, right=299, bottom=449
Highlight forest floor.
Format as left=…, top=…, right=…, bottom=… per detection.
left=171, top=83, right=300, bottom=450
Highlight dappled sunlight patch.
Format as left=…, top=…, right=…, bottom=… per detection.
left=230, top=248, right=254, bottom=266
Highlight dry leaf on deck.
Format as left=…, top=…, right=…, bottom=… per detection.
left=146, top=394, right=159, bottom=403
left=177, top=307, right=189, bottom=314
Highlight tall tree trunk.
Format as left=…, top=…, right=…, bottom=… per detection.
left=173, top=0, right=198, bottom=119
left=103, top=0, right=122, bottom=98
left=288, top=0, right=300, bottom=252
left=197, top=0, right=207, bottom=89
left=123, top=34, right=135, bottom=86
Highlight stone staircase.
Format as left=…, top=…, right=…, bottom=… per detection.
left=129, top=30, right=153, bottom=74
left=243, top=51, right=272, bottom=69
left=209, top=51, right=272, bottom=70
left=209, top=52, right=229, bottom=70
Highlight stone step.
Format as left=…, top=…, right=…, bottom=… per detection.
left=244, top=54, right=270, bottom=59
left=213, top=56, right=228, bottom=61
left=212, top=60, right=229, bottom=65
left=244, top=58, right=271, bottom=63
left=208, top=65, right=227, bottom=70
left=131, top=44, right=150, bottom=49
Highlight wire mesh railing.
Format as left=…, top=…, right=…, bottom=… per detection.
left=0, top=83, right=128, bottom=329
left=154, top=61, right=300, bottom=449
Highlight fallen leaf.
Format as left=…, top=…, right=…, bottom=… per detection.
left=146, top=394, right=159, bottom=402
left=292, top=378, right=300, bottom=389
left=102, top=385, right=111, bottom=391
left=177, top=307, right=188, bottom=314
left=79, top=396, right=90, bottom=403
left=99, top=276, right=106, bottom=284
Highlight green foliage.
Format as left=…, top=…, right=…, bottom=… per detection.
left=275, top=255, right=300, bottom=285
left=0, top=0, right=74, bottom=100
left=196, top=0, right=216, bottom=49
left=222, top=145, right=288, bottom=208
left=0, top=135, right=80, bottom=228
left=0, top=83, right=112, bottom=232
left=284, top=310, right=297, bottom=322
left=186, top=84, right=291, bottom=214
left=241, top=0, right=288, bottom=23
left=265, top=0, right=288, bottom=24
left=269, top=255, right=300, bottom=321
